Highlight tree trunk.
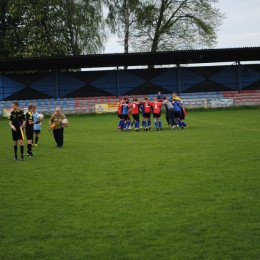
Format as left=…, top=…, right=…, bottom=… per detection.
left=148, top=0, right=164, bottom=69
left=124, top=0, right=129, bottom=70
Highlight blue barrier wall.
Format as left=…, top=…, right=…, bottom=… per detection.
left=1, top=64, right=260, bottom=100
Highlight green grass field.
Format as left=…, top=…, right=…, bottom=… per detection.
left=0, top=107, right=260, bottom=260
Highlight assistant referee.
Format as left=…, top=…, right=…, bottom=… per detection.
left=8, top=101, right=26, bottom=161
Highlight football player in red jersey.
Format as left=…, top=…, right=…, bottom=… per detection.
left=127, top=104, right=132, bottom=130
left=129, top=98, right=141, bottom=131
left=117, top=97, right=126, bottom=130
left=150, top=98, right=164, bottom=130
left=141, top=98, right=153, bottom=131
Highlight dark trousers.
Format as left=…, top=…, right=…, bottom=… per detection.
left=53, top=128, right=64, bottom=147
left=167, top=108, right=176, bottom=126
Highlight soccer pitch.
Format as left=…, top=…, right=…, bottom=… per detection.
left=0, top=107, right=260, bottom=260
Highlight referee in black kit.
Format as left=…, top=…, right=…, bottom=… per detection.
left=8, top=101, right=26, bottom=161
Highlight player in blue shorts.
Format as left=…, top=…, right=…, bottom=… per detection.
left=121, top=100, right=130, bottom=131
left=32, top=106, right=42, bottom=146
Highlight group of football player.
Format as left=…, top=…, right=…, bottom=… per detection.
left=117, top=92, right=188, bottom=131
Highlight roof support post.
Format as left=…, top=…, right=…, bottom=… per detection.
left=116, top=66, right=120, bottom=97
left=1, top=74, right=4, bottom=101
left=237, top=61, right=241, bottom=92
left=56, top=70, right=59, bottom=99
left=177, top=64, right=181, bottom=94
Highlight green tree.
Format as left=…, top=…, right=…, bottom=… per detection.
left=0, top=0, right=24, bottom=58
left=105, top=0, right=141, bottom=54
left=0, top=0, right=106, bottom=59
left=58, top=0, right=106, bottom=55
left=0, top=0, right=9, bottom=58
left=132, top=0, right=225, bottom=53
left=6, top=0, right=67, bottom=58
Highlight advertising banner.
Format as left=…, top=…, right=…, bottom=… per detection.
left=95, top=103, right=118, bottom=114
left=211, top=99, right=233, bottom=108
left=3, top=108, right=13, bottom=117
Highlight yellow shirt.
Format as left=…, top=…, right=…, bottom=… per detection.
left=172, top=96, right=181, bottom=101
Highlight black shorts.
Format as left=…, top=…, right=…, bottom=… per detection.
left=118, top=114, right=124, bottom=119
left=12, top=128, right=23, bottom=141
left=122, top=114, right=128, bottom=120
left=153, top=113, right=160, bottom=118
left=174, top=111, right=181, bottom=118
left=34, top=130, right=41, bottom=134
left=143, top=112, right=150, bottom=118
left=132, top=114, right=139, bottom=121
left=26, top=128, right=34, bottom=140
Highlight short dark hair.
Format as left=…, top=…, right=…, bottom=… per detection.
left=12, top=101, right=19, bottom=106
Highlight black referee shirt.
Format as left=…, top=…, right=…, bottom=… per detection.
left=8, top=109, right=25, bottom=128
left=25, top=111, right=34, bottom=129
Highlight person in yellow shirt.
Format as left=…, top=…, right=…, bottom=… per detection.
left=172, top=93, right=189, bottom=128
left=172, top=92, right=182, bottom=102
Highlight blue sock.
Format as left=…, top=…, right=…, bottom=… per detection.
left=120, top=120, right=124, bottom=128
left=178, top=121, right=183, bottom=128
left=159, top=121, right=162, bottom=128
left=148, top=119, right=151, bottom=127
left=143, top=121, right=147, bottom=127
left=182, top=122, right=187, bottom=127
left=155, top=122, right=158, bottom=128
left=136, top=121, right=139, bottom=128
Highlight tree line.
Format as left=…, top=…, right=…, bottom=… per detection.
left=0, top=0, right=225, bottom=59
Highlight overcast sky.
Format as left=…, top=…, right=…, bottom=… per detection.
left=104, top=0, right=260, bottom=53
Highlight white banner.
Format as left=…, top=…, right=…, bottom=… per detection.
left=3, top=107, right=13, bottom=117
left=95, top=103, right=118, bottom=114
left=211, top=98, right=233, bottom=108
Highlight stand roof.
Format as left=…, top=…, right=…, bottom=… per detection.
left=0, top=47, right=260, bottom=72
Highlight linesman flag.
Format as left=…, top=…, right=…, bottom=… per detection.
left=20, top=127, right=25, bottom=140
left=49, top=122, right=56, bottom=131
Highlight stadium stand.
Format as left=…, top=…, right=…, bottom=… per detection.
left=75, top=104, right=81, bottom=113
left=49, top=105, right=55, bottom=113
left=234, top=98, right=241, bottom=104
left=1, top=90, right=260, bottom=115
left=56, top=100, right=62, bottom=106
left=5, top=100, right=11, bottom=106
left=68, top=101, right=74, bottom=113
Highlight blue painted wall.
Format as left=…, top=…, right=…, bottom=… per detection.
left=1, top=64, right=260, bottom=100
